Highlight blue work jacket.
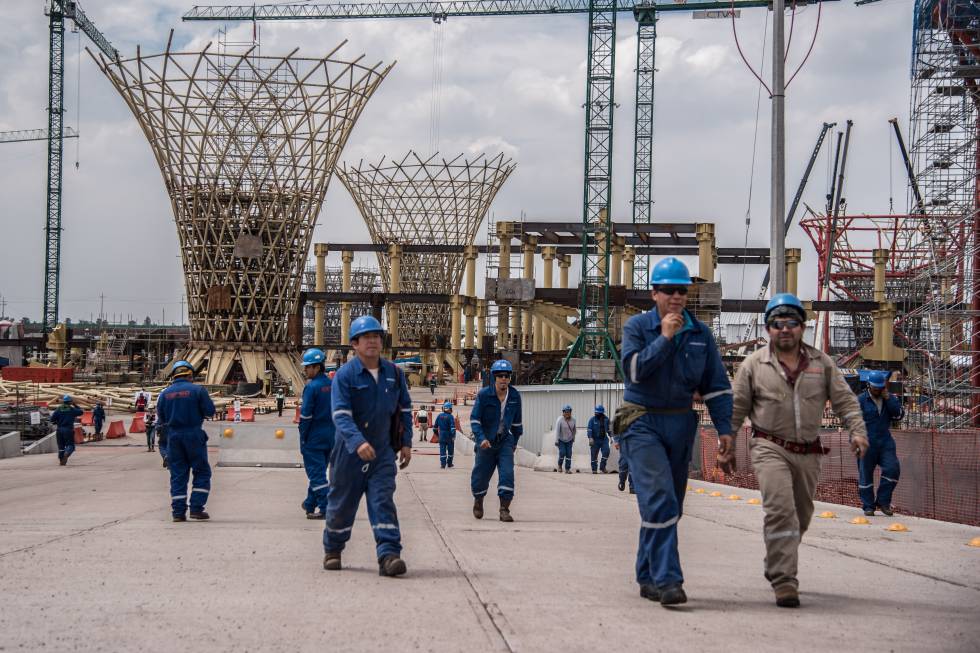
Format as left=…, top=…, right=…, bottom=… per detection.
left=93, top=406, right=106, bottom=423
left=49, top=406, right=82, bottom=433
left=858, top=391, right=904, bottom=441
left=434, top=412, right=457, bottom=439
left=156, top=378, right=216, bottom=434
left=587, top=415, right=611, bottom=441
left=470, top=385, right=523, bottom=446
left=298, top=372, right=336, bottom=449
left=331, top=357, right=413, bottom=454
left=621, top=308, right=733, bottom=436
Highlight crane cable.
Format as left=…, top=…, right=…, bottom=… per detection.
left=429, top=18, right=446, bottom=155
left=731, top=0, right=823, bottom=96
left=75, top=28, right=81, bottom=169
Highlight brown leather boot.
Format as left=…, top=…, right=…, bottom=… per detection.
left=774, top=583, right=800, bottom=608
left=499, top=499, right=514, bottom=522
left=473, top=495, right=484, bottom=520
left=323, top=552, right=342, bottom=571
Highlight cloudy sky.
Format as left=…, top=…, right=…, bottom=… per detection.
left=0, top=0, right=912, bottom=325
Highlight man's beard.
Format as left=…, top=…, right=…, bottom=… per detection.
left=773, top=335, right=800, bottom=352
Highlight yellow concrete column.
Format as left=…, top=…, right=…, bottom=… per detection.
left=623, top=246, right=636, bottom=290
left=314, top=244, right=328, bottom=347
left=477, top=299, right=487, bottom=349
left=388, top=243, right=401, bottom=348
left=541, top=247, right=556, bottom=350
left=523, top=236, right=537, bottom=351
left=497, top=222, right=512, bottom=349
left=451, top=294, right=463, bottom=367
left=695, top=223, right=716, bottom=282
left=610, top=236, right=624, bottom=286
left=340, top=250, right=353, bottom=345
left=558, top=254, right=572, bottom=349
left=464, top=245, right=478, bottom=349
left=872, top=248, right=888, bottom=303
left=785, top=248, right=802, bottom=297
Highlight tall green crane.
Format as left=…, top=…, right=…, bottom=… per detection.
left=41, top=1, right=117, bottom=334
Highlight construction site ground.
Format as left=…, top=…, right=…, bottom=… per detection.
left=1, top=386, right=978, bottom=652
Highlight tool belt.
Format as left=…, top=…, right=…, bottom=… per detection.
left=613, top=401, right=693, bottom=435
left=752, top=428, right=829, bottom=455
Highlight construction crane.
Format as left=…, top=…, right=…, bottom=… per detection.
left=184, top=0, right=835, bottom=380
left=40, top=1, right=117, bottom=335
left=0, top=127, right=79, bottom=144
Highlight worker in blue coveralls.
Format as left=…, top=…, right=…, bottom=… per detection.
left=298, top=347, right=335, bottom=520
left=92, top=402, right=106, bottom=437
left=50, top=395, right=83, bottom=466
left=620, top=257, right=733, bottom=607
left=434, top=401, right=457, bottom=469
left=324, top=315, right=413, bottom=577
left=587, top=405, right=612, bottom=474
left=470, top=359, right=523, bottom=522
left=156, top=360, right=216, bottom=522
left=857, top=370, right=904, bottom=517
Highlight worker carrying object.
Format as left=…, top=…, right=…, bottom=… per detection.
left=728, top=293, right=869, bottom=608
left=619, top=257, right=734, bottom=607
left=50, top=395, right=83, bottom=466
left=93, top=402, right=106, bottom=437
left=470, top=359, right=523, bottom=522
left=587, top=405, right=611, bottom=474
left=325, top=315, right=413, bottom=577
left=857, top=370, right=903, bottom=517
left=156, top=360, right=216, bottom=522
left=298, top=347, right=336, bottom=520
left=434, top=401, right=457, bottom=469
left=553, top=405, right=576, bottom=473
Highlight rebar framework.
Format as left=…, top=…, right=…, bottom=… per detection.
left=337, top=152, right=515, bottom=346
left=93, top=37, right=391, bottom=388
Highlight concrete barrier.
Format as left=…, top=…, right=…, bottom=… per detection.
left=23, top=432, right=57, bottom=455
left=0, top=431, right=21, bottom=459
left=532, top=433, right=621, bottom=473
left=209, top=422, right=303, bottom=468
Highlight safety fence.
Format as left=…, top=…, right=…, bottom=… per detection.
left=696, top=426, right=980, bottom=527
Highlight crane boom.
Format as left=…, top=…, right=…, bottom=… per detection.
left=0, top=127, right=79, bottom=144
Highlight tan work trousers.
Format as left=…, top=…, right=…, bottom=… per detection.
left=749, top=437, right=822, bottom=590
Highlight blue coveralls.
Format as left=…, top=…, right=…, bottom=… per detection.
left=156, top=378, right=216, bottom=517
left=50, top=406, right=82, bottom=462
left=434, top=411, right=456, bottom=468
left=857, top=390, right=904, bottom=512
left=615, top=434, right=634, bottom=492
left=470, top=385, right=523, bottom=501
left=587, top=414, right=611, bottom=473
left=326, top=358, right=413, bottom=559
left=298, top=372, right=336, bottom=514
left=621, top=308, right=733, bottom=589
left=93, top=405, right=105, bottom=434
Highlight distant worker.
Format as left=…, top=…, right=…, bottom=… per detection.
left=325, top=316, right=413, bottom=576
left=553, top=405, right=576, bottom=474
left=587, top=405, right=611, bottom=474
left=50, top=395, right=83, bottom=466
left=135, top=389, right=148, bottom=413
left=429, top=375, right=438, bottom=396
left=298, top=348, right=336, bottom=520
left=434, top=401, right=457, bottom=469
left=415, top=406, right=430, bottom=442
left=619, top=257, right=734, bottom=607
left=92, top=401, right=106, bottom=437
left=156, top=360, right=216, bottom=522
left=470, top=359, right=523, bottom=522
left=727, top=293, right=868, bottom=608
left=145, top=410, right=157, bottom=452
left=276, top=388, right=285, bottom=417
left=857, top=370, right=903, bottom=517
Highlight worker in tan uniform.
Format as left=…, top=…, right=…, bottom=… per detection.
left=721, top=293, right=869, bottom=609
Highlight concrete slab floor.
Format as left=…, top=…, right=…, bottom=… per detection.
left=0, top=429, right=978, bottom=652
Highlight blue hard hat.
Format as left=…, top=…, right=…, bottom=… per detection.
left=650, top=257, right=692, bottom=286
left=868, top=370, right=889, bottom=389
left=62, top=394, right=71, bottom=402
left=562, top=404, right=572, bottom=412
left=349, top=315, right=385, bottom=341
left=765, top=293, right=806, bottom=321
left=301, top=348, right=326, bottom=367
left=595, top=405, right=605, bottom=414
left=443, top=401, right=453, bottom=410
left=490, top=359, right=513, bottom=374
left=172, top=360, right=194, bottom=376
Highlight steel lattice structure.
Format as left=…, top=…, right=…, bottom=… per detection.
left=93, top=39, right=392, bottom=389
left=338, top=152, right=515, bottom=345
left=302, top=265, right=379, bottom=346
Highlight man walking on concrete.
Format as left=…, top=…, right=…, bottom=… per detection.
left=619, top=257, right=734, bottom=606
left=415, top=406, right=429, bottom=442
left=298, top=348, right=335, bottom=520
left=587, top=405, right=611, bottom=474
left=434, top=401, right=457, bottom=469
left=50, top=395, right=83, bottom=466
left=553, top=405, right=576, bottom=473
left=856, top=370, right=903, bottom=517
left=275, top=388, right=285, bottom=417
left=470, top=359, right=523, bottom=522
left=326, top=316, right=413, bottom=576
left=92, top=402, right=106, bottom=438
left=725, top=293, right=869, bottom=608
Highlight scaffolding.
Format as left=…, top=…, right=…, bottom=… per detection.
left=302, top=265, right=379, bottom=346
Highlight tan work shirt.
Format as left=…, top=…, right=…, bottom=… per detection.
left=730, top=343, right=867, bottom=443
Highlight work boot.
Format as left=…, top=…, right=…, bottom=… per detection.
left=879, top=504, right=894, bottom=517
left=639, top=584, right=660, bottom=602
left=863, top=508, right=875, bottom=517
left=172, top=514, right=186, bottom=523
left=499, top=499, right=514, bottom=523
left=774, top=584, right=800, bottom=608
left=565, top=469, right=572, bottom=474
left=323, top=552, right=342, bottom=571
left=629, top=487, right=636, bottom=495
left=189, top=511, right=210, bottom=520
left=378, top=554, right=407, bottom=577
left=306, top=511, right=325, bottom=520
left=618, top=479, right=626, bottom=492
left=592, top=470, right=598, bottom=475
left=659, top=584, right=687, bottom=606
left=162, top=459, right=168, bottom=469
left=59, top=456, right=67, bottom=466
left=473, top=495, right=484, bottom=520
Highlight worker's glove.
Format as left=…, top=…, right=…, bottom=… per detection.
left=588, top=438, right=594, bottom=446
left=850, top=434, right=869, bottom=458
left=716, top=435, right=737, bottom=475
left=554, top=441, right=559, bottom=447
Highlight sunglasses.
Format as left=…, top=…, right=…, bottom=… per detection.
left=656, top=286, right=689, bottom=296
left=493, top=372, right=512, bottom=379
left=767, top=318, right=802, bottom=331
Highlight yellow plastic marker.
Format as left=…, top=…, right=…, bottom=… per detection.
left=747, top=498, right=761, bottom=505
left=728, top=494, right=742, bottom=501
left=850, top=516, right=870, bottom=525
left=709, top=491, right=722, bottom=497
left=886, top=523, right=909, bottom=532
left=695, top=488, right=706, bottom=495
left=968, top=537, right=980, bottom=548
left=818, top=511, right=837, bottom=519
left=274, top=429, right=285, bottom=439
left=223, top=428, right=234, bottom=438
left=687, top=485, right=693, bottom=492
